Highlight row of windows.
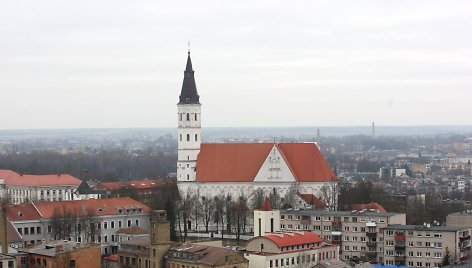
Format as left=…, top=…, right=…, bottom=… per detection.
left=385, top=250, right=442, bottom=257
left=17, top=226, right=41, bottom=236
left=281, top=214, right=386, bottom=224
left=179, top=113, right=198, bottom=121
left=179, top=133, right=198, bottom=142
left=386, top=240, right=442, bottom=248
left=385, top=230, right=442, bottom=238
left=269, top=251, right=335, bottom=268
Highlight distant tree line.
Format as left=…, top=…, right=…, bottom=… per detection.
left=0, top=149, right=176, bottom=181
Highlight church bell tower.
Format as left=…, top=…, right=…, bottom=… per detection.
left=177, top=51, right=201, bottom=182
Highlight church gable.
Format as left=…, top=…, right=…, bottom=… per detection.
left=253, top=144, right=297, bottom=182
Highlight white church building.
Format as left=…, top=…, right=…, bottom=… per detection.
left=176, top=51, right=337, bottom=204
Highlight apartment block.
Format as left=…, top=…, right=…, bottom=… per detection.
left=280, top=209, right=406, bottom=263
left=382, top=225, right=470, bottom=267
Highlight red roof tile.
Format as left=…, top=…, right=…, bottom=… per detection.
left=4, top=173, right=81, bottom=186
left=196, top=143, right=273, bottom=182
left=116, top=226, right=148, bottom=235
left=33, top=197, right=151, bottom=219
left=297, top=193, right=326, bottom=209
left=257, top=231, right=323, bottom=247
left=195, top=143, right=336, bottom=183
left=277, top=143, right=336, bottom=182
left=347, top=202, right=387, bottom=213
left=0, top=170, right=19, bottom=180
left=6, top=203, right=42, bottom=221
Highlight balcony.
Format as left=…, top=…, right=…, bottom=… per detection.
left=332, top=221, right=342, bottom=226
left=331, top=240, right=342, bottom=245
left=366, top=232, right=377, bottom=238
left=301, top=220, right=311, bottom=225
left=460, top=235, right=471, bottom=242
left=394, top=234, right=406, bottom=241
left=365, top=251, right=377, bottom=258
left=394, top=243, right=405, bottom=251
left=366, top=241, right=377, bottom=248
left=394, top=256, right=406, bottom=262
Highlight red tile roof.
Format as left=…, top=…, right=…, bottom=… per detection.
left=0, top=170, right=19, bottom=180
left=6, top=197, right=151, bottom=221
left=258, top=231, right=323, bottom=247
left=7, top=221, right=22, bottom=243
left=347, top=202, right=387, bottom=213
left=297, top=193, right=326, bottom=209
left=116, top=226, right=148, bottom=235
left=94, top=179, right=169, bottom=190
left=195, top=143, right=336, bottom=183
left=6, top=203, right=42, bottom=221
left=4, top=173, right=81, bottom=186
left=33, top=197, right=151, bottom=219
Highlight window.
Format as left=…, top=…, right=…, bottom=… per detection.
left=195, top=113, right=197, bottom=121
left=104, top=222, right=108, bottom=229
left=186, top=134, right=190, bottom=141
left=180, top=114, right=182, bottom=121
left=434, top=252, right=442, bottom=258
left=111, top=221, right=115, bottom=229
left=135, top=219, right=139, bottom=226
left=118, top=221, right=122, bottom=228
left=17, top=228, right=22, bottom=235
left=127, top=220, right=131, bottom=227
left=180, top=134, right=182, bottom=141
left=24, top=228, right=28, bottom=235
left=69, top=260, right=76, bottom=268
left=36, top=227, right=41, bottom=234
left=417, top=252, right=422, bottom=257
left=195, top=134, right=198, bottom=141
left=408, top=251, right=414, bottom=257
left=186, top=113, right=190, bottom=121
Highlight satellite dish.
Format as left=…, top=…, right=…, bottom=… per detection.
left=426, top=224, right=431, bottom=228
left=423, top=222, right=427, bottom=226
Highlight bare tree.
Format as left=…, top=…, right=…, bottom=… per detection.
left=320, top=182, right=339, bottom=211
left=213, top=193, right=226, bottom=239
left=176, top=189, right=193, bottom=242
left=251, top=188, right=265, bottom=211
left=269, top=187, right=281, bottom=209
left=201, top=194, right=214, bottom=233
left=232, top=194, right=249, bottom=241
left=283, top=183, right=298, bottom=209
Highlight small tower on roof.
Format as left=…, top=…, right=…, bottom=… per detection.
left=177, top=50, right=201, bottom=184
left=254, top=196, right=280, bottom=237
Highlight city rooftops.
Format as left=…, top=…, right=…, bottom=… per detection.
left=23, top=240, right=97, bottom=257
left=383, top=224, right=468, bottom=232
left=280, top=208, right=400, bottom=217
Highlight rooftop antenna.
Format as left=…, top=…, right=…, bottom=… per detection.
left=187, top=41, right=191, bottom=54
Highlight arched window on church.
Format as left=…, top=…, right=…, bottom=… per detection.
left=187, top=174, right=190, bottom=180
left=180, top=134, right=182, bottom=141
left=186, top=113, right=190, bottom=121
left=187, top=134, right=190, bottom=141
left=180, top=113, right=182, bottom=121
left=195, top=134, right=198, bottom=141
left=195, top=113, right=197, bottom=121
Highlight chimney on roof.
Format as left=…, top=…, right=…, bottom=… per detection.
left=0, top=206, right=8, bottom=254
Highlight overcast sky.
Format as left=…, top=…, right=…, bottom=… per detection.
left=0, top=0, right=471, bottom=129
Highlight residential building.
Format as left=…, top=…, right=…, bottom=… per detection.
left=166, top=244, right=249, bottom=268
left=23, top=240, right=101, bottom=268
left=175, top=52, right=337, bottom=208
left=244, top=197, right=339, bottom=268
left=381, top=225, right=470, bottom=267
left=244, top=232, right=338, bottom=268
left=280, top=209, right=406, bottom=263
left=6, top=197, right=151, bottom=254
left=446, top=210, right=472, bottom=231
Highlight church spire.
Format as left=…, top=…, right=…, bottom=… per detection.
left=179, top=51, right=200, bottom=104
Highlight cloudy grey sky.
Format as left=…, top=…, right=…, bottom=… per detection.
left=0, top=0, right=471, bottom=129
